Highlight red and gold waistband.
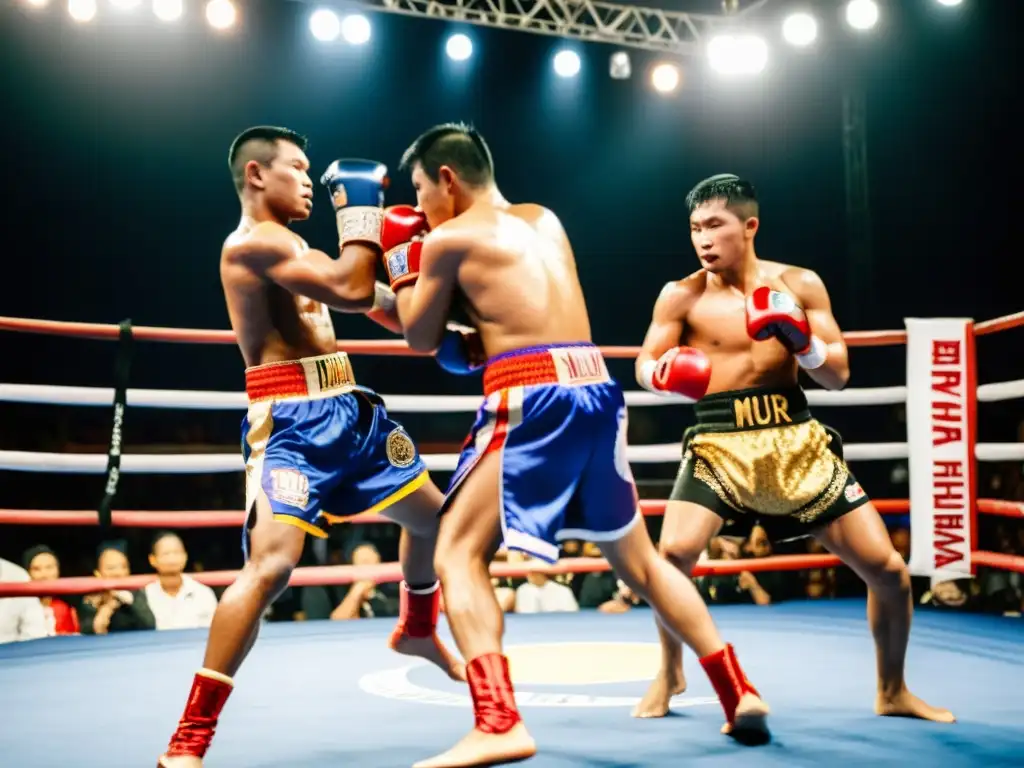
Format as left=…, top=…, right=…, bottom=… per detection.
left=482, top=344, right=609, bottom=397
left=245, top=352, right=356, bottom=403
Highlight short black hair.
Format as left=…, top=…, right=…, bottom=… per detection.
left=151, top=530, right=183, bottom=554
left=228, top=125, right=308, bottom=194
left=399, top=122, right=494, bottom=186
left=685, top=173, right=759, bottom=220
left=22, top=545, right=56, bottom=571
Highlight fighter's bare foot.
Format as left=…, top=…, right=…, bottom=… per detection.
left=632, top=669, right=686, bottom=718
left=391, top=633, right=467, bottom=682
left=157, top=756, right=202, bottom=768
left=412, top=723, right=537, bottom=768
left=876, top=688, right=955, bottom=723
left=720, top=692, right=771, bottom=746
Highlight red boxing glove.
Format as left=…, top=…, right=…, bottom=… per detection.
left=638, top=347, right=711, bottom=402
left=381, top=205, right=428, bottom=291
left=745, top=286, right=827, bottom=369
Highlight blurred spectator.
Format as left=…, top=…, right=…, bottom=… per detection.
left=0, top=558, right=46, bottom=644
left=803, top=538, right=838, bottom=600
left=575, top=542, right=625, bottom=609
left=738, top=525, right=785, bottom=604
left=329, top=544, right=399, bottom=620
left=144, top=532, right=218, bottom=631
left=513, top=552, right=579, bottom=614
left=79, top=542, right=156, bottom=635
left=23, top=546, right=79, bottom=636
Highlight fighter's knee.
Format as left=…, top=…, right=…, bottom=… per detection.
left=658, top=537, right=704, bottom=574
left=249, top=553, right=296, bottom=595
left=867, top=549, right=910, bottom=595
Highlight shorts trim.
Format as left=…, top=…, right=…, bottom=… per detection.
left=504, top=528, right=560, bottom=564
left=324, top=470, right=431, bottom=524
left=555, top=508, right=643, bottom=543
left=271, top=513, right=328, bottom=538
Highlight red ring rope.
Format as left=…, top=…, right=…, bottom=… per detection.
left=2, top=549, right=1021, bottom=598
left=2, top=310, right=1022, bottom=354
left=0, top=497, right=952, bottom=528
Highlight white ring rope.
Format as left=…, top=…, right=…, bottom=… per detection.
left=0, top=381, right=959, bottom=410
left=1, top=441, right=1021, bottom=474
left=3, top=378, right=1023, bottom=411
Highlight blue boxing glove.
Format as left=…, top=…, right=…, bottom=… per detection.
left=436, top=323, right=484, bottom=375
left=320, top=159, right=389, bottom=249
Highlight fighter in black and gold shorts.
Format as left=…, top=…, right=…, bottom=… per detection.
left=669, top=385, right=870, bottom=541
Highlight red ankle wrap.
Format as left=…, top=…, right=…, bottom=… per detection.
left=395, top=582, right=440, bottom=638
left=467, top=653, right=521, bottom=734
left=165, top=671, right=234, bottom=757
left=699, top=644, right=758, bottom=724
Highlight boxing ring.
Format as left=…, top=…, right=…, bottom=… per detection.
left=2, top=312, right=1024, bottom=767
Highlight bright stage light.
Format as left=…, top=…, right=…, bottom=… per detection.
left=553, top=49, right=581, bottom=78
left=206, top=0, right=236, bottom=29
left=341, top=14, right=371, bottom=45
left=310, top=8, right=340, bottom=42
left=935, top=0, right=963, bottom=6
left=650, top=63, right=679, bottom=94
left=110, top=0, right=141, bottom=9
left=23, top=0, right=50, bottom=8
left=68, top=0, right=96, bottom=22
left=707, top=34, right=768, bottom=76
left=152, top=0, right=183, bottom=22
left=845, top=0, right=879, bottom=31
left=609, top=51, right=631, bottom=79
left=446, top=34, right=473, bottom=61
left=782, top=12, right=818, bottom=46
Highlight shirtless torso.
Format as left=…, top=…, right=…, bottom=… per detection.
left=221, top=218, right=338, bottom=368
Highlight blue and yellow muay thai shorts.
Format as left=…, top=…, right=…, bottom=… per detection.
left=443, top=343, right=641, bottom=563
left=240, top=352, right=428, bottom=556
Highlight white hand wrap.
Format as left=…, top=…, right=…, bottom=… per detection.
left=637, top=359, right=663, bottom=394
left=371, top=282, right=396, bottom=313
left=796, top=335, right=828, bottom=370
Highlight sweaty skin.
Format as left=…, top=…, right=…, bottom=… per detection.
left=221, top=218, right=378, bottom=368
left=397, top=194, right=593, bottom=356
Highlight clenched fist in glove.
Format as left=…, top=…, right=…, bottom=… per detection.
left=637, top=346, right=712, bottom=402
left=320, top=158, right=388, bottom=249
left=381, top=205, right=429, bottom=292
left=745, top=285, right=827, bottom=370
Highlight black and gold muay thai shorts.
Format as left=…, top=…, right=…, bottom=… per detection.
left=669, top=386, right=870, bottom=541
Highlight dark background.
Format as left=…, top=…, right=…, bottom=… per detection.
left=1, top=0, right=1020, bottom=571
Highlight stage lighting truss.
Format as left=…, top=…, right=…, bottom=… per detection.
left=344, top=0, right=760, bottom=54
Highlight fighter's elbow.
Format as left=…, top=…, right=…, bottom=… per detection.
left=404, top=325, right=442, bottom=354
left=334, top=273, right=376, bottom=307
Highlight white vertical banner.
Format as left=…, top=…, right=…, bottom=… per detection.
left=905, top=318, right=977, bottom=581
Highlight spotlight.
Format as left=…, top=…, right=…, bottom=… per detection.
left=650, top=63, right=680, bottom=94
left=845, top=0, right=879, bottom=31
left=707, top=34, right=768, bottom=76
left=446, top=33, right=472, bottom=61
left=152, top=0, right=183, bottom=22
left=23, top=0, right=50, bottom=7
left=206, top=0, right=236, bottom=29
left=609, top=51, right=631, bottom=80
left=553, top=49, right=581, bottom=78
left=341, top=14, right=371, bottom=45
left=782, top=12, right=818, bottom=46
left=935, top=0, right=963, bottom=5
left=310, top=8, right=340, bottom=42
left=68, top=0, right=96, bottom=22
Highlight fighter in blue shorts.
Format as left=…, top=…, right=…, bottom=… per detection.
left=385, top=123, right=771, bottom=768
left=159, top=127, right=467, bottom=768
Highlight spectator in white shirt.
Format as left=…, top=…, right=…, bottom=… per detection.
left=144, top=532, right=218, bottom=631
left=0, top=558, right=46, bottom=644
left=513, top=556, right=579, bottom=614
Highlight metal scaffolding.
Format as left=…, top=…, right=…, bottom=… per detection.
left=332, top=0, right=769, bottom=55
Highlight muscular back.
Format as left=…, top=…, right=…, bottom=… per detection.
left=675, top=261, right=801, bottom=393
left=452, top=203, right=592, bottom=357
left=221, top=221, right=337, bottom=368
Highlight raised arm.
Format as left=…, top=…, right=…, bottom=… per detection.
left=635, top=281, right=710, bottom=400
left=783, top=268, right=850, bottom=390
left=226, top=222, right=376, bottom=311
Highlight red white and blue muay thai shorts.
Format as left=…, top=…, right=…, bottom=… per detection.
left=240, top=352, right=428, bottom=558
left=442, top=343, right=641, bottom=562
